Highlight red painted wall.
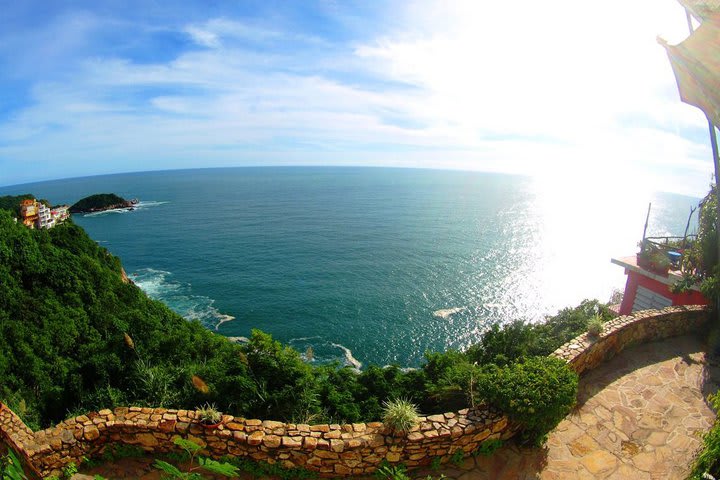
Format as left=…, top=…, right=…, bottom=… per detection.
left=619, top=270, right=708, bottom=315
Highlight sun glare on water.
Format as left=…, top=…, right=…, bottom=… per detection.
left=527, top=169, right=656, bottom=314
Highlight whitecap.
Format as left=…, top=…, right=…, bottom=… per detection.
left=330, top=342, right=363, bottom=370
left=215, top=314, right=236, bottom=330
left=83, top=208, right=133, bottom=217
left=288, top=336, right=322, bottom=343
left=133, top=200, right=170, bottom=210
left=129, top=268, right=235, bottom=330
left=80, top=200, right=168, bottom=217
left=432, top=307, right=466, bottom=319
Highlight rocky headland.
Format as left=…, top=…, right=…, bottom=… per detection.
left=69, top=193, right=138, bottom=213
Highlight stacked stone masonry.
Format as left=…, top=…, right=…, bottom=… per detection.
left=0, top=305, right=709, bottom=478
left=551, top=305, right=709, bottom=375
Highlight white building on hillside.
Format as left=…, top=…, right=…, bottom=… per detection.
left=37, top=203, right=54, bottom=229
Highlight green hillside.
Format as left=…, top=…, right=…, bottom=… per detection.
left=0, top=194, right=34, bottom=218
left=0, top=208, right=579, bottom=443
left=0, top=209, right=426, bottom=428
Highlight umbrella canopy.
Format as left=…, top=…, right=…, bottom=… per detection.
left=659, top=14, right=720, bottom=126
left=678, top=0, right=720, bottom=22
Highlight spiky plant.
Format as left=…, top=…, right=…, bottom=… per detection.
left=196, top=403, right=222, bottom=425
left=382, top=398, right=419, bottom=433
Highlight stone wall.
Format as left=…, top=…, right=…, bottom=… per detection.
left=1, top=404, right=517, bottom=478
left=552, top=305, right=709, bottom=375
left=0, top=305, right=709, bottom=478
left=0, top=403, right=42, bottom=478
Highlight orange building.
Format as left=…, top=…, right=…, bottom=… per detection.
left=20, top=199, right=39, bottom=228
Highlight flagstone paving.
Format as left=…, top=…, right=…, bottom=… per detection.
left=72, top=335, right=718, bottom=479
left=419, top=334, right=720, bottom=479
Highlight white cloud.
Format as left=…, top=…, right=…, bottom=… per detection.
left=0, top=0, right=715, bottom=195
left=184, top=26, right=221, bottom=48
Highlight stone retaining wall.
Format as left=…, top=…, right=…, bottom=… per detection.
left=552, top=305, right=709, bottom=375
left=1, top=404, right=517, bottom=478
left=0, top=305, right=709, bottom=478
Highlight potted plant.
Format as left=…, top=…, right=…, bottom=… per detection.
left=196, top=403, right=223, bottom=429
left=647, top=250, right=671, bottom=275
left=636, top=246, right=671, bottom=275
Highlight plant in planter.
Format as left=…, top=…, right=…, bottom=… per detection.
left=196, top=403, right=223, bottom=428
left=637, top=246, right=671, bottom=275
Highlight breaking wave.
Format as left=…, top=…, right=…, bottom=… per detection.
left=82, top=200, right=169, bottom=217
left=289, top=337, right=362, bottom=370
left=129, top=268, right=235, bottom=330
left=432, top=307, right=466, bottom=319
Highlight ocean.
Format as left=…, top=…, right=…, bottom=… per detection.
left=0, top=167, right=702, bottom=367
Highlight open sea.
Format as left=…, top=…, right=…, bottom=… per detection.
left=0, top=167, right=702, bottom=367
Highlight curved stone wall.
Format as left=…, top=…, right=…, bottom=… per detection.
left=0, top=305, right=709, bottom=478
left=1, top=404, right=517, bottom=478
left=551, top=305, right=709, bottom=375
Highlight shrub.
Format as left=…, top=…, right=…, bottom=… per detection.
left=154, top=436, right=238, bottom=479
left=61, top=462, right=78, bottom=479
left=478, top=356, right=578, bottom=445
left=465, top=300, right=612, bottom=365
left=586, top=315, right=604, bottom=337
left=382, top=398, right=419, bottom=433
left=374, top=461, right=409, bottom=480
left=474, top=438, right=503, bottom=456
left=101, top=443, right=145, bottom=462
left=690, top=391, right=720, bottom=479
left=450, top=448, right=464, bottom=466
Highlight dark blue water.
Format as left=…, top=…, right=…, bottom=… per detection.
left=0, top=167, right=701, bottom=366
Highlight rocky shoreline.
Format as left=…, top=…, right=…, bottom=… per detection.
left=77, top=200, right=138, bottom=213
left=69, top=194, right=139, bottom=214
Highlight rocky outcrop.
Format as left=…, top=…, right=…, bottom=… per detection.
left=69, top=194, right=138, bottom=214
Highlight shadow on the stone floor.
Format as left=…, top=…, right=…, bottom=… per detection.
left=573, top=333, right=710, bottom=409
left=417, top=441, right=549, bottom=480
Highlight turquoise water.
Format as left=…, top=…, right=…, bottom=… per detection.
left=0, top=167, right=701, bottom=367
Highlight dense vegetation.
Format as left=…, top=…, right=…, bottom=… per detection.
left=691, top=392, right=720, bottom=479
left=0, top=193, right=51, bottom=218
left=0, top=195, right=35, bottom=218
left=682, top=185, right=720, bottom=477
left=0, top=203, right=603, bottom=443
left=69, top=193, right=130, bottom=213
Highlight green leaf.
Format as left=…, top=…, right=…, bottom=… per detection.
left=4, top=450, right=28, bottom=480
left=153, top=460, right=185, bottom=478
left=198, top=457, right=240, bottom=477
left=173, top=436, right=202, bottom=454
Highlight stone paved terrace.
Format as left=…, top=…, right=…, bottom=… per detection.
left=70, top=333, right=720, bottom=480
left=413, top=334, right=720, bottom=480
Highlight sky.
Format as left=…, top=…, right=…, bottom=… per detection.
left=0, top=0, right=715, bottom=195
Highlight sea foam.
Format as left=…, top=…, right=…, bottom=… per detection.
left=289, top=337, right=363, bottom=370
left=432, top=307, right=466, bottom=319
left=82, top=200, right=169, bottom=217
left=129, top=268, right=235, bottom=329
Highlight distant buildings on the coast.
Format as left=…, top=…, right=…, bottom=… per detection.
left=19, top=199, right=70, bottom=229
